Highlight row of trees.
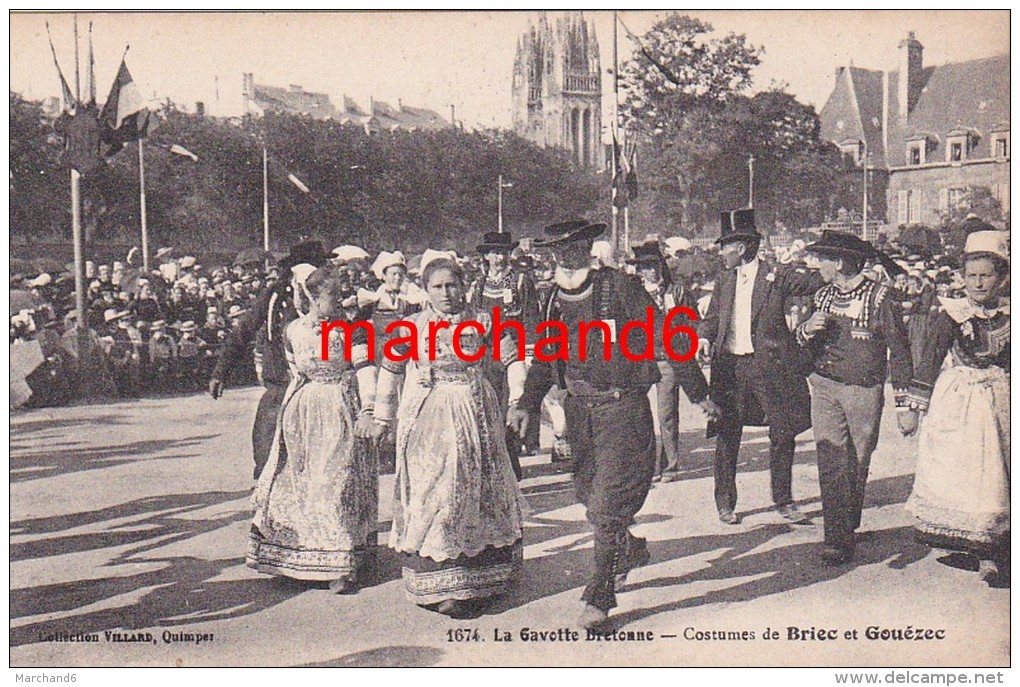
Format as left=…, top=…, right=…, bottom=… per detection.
left=10, top=96, right=607, bottom=259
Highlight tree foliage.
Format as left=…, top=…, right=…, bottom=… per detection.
left=618, top=14, right=865, bottom=237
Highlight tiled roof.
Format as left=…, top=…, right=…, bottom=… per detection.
left=905, top=54, right=1009, bottom=159
left=847, top=67, right=887, bottom=165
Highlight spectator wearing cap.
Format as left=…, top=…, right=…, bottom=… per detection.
left=627, top=240, right=712, bottom=483
left=796, top=231, right=914, bottom=565
left=699, top=209, right=822, bottom=527
left=148, top=320, right=178, bottom=393
left=105, top=309, right=142, bottom=397
left=209, top=240, right=330, bottom=479
left=175, top=320, right=207, bottom=392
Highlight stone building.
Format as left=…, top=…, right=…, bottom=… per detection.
left=511, top=12, right=603, bottom=168
left=819, top=32, right=1009, bottom=231
left=242, top=73, right=451, bottom=133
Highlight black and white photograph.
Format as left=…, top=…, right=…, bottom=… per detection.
left=7, top=9, right=1011, bottom=676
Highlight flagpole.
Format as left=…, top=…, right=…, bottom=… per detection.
left=498, top=174, right=504, bottom=233
left=139, top=140, right=150, bottom=271
left=263, top=146, right=270, bottom=251
left=611, top=11, right=620, bottom=251
left=71, top=168, right=88, bottom=373
left=73, top=15, right=81, bottom=102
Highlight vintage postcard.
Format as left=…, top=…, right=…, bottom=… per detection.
left=8, top=9, right=1010, bottom=675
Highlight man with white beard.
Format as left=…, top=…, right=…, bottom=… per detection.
left=508, top=220, right=714, bottom=631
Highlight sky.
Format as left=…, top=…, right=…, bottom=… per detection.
left=9, top=10, right=1011, bottom=133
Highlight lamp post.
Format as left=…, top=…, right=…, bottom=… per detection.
left=862, top=143, right=870, bottom=239
left=497, top=175, right=513, bottom=233
left=748, top=154, right=755, bottom=209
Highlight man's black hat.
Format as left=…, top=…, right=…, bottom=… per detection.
left=626, top=241, right=666, bottom=265
left=806, top=231, right=875, bottom=259
left=477, top=231, right=520, bottom=254
left=279, top=240, right=329, bottom=273
left=716, top=209, right=762, bottom=245
left=534, top=219, right=607, bottom=247
left=807, top=230, right=907, bottom=277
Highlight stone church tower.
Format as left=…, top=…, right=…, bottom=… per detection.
left=512, top=12, right=603, bottom=168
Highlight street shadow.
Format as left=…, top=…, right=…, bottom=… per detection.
left=606, top=522, right=929, bottom=629
left=10, top=414, right=133, bottom=442
left=10, top=490, right=252, bottom=561
left=9, top=434, right=219, bottom=483
left=301, top=645, right=445, bottom=667
left=9, top=555, right=314, bottom=648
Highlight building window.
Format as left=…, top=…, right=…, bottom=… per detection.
left=950, top=142, right=963, bottom=162
left=909, top=145, right=922, bottom=165
left=994, top=134, right=1009, bottom=158
left=898, top=190, right=922, bottom=224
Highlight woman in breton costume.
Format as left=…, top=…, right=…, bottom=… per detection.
left=904, top=231, right=1010, bottom=586
left=370, top=254, right=524, bottom=617
left=247, top=266, right=380, bottom=593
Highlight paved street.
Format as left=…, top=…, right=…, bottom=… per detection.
left=9, top=385, right=1009, bottom=667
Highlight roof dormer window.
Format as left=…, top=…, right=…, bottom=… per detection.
left=946, top=128, right=979, bottom=163
left=839, top=138, right=864, bottom=166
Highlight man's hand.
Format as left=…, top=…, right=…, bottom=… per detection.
left=697, top=339, right=711, bottom=364
left=697, top=397, right=721, bottom=421
left=208, top=378, right=224, bottom=400
left=802, top=311, right=831, bottom=335
left=897, top=409, right=919, bottom=437
left=506, top=406, right=531, bottom=437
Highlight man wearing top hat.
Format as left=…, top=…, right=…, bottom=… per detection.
left=469, top=231, right=541, bottom=479
left=627, top=240, right=714, bottom=483
left=508, top=219, right=690, bottom=631
left=209, top=240, right=329, bottom=479
left=700, top=209, right=821, bottom=526
left=797, top=231, right=914, bottom=564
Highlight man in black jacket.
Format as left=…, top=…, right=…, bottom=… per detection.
left=208, top=241, right=329, bottom=479
left=699, top=209, right=822, bottom=526
left=508, top=220, right=717, bottom=632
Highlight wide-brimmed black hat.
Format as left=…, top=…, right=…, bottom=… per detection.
left=806, top=231, right=876, bottom=259
left=626, top=241, right=666, bottom=265
left=715, top=209, right=762, bottom=245
left=807, top=230, right=907, bottom=277
left=477, top=231, right=519, bottom=254
left=534, top=219, right=606, bottom=247
left=279, top=240, right=329, bottom=272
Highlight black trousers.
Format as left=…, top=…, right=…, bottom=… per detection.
left=252, top=380, right=288, bottom=480
left=564, top=389, right=655, bottom=611
left=713, top=354, right=796, bottom=514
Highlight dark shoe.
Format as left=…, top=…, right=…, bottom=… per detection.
left=718, top=509, right=739, bottom=525
left=776, top=504, right=811, bottom=525
left=615, top=535, right=651, bottom=586
left=436, top=599, right=476, bottom=618
left=577, top=604, right=610, bottom=632
left=821, top=545, right=854, bottom=566
left=659, top=471, right=680, bottom=484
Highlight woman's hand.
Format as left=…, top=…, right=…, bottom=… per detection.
left=897, top=409, right=919, bottom=437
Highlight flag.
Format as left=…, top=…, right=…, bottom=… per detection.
left=287, top=173, right=310, bottom=193
left=612, top=135, right=629, bottom=209
left=100, top=58, right=150, bottom=155
left=168, top=144, right=199, bottom=162
left=45, top=22, right=76, bottom=113
left=85, top=22, right=96, bottom=106
left=626, top=144, right=638, bottom=201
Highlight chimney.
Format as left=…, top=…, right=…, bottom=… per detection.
left=398, top=98, right=403, bottom=110
left=195, top=101, right=205, bottom=116
left=897, top=31, right=924, bottom=118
